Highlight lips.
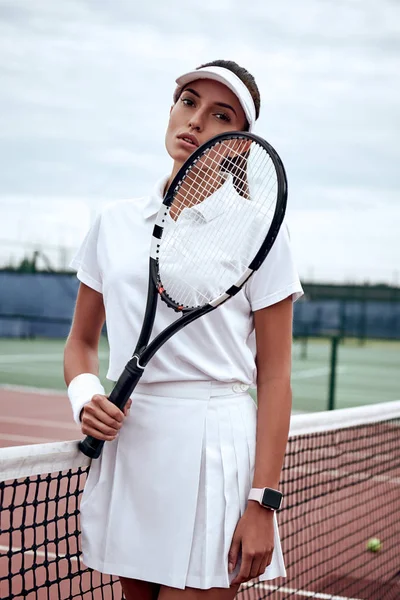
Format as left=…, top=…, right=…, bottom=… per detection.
left=177, top=133, right=199, bottom=147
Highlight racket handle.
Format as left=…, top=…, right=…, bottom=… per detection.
left=78, top=435, right=105, bottom=460
left=78, top=358, right=144, bottom=459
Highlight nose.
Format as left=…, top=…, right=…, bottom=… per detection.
left=188, top=108, right=204, bottom=132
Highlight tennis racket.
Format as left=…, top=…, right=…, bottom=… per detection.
left=79, top=131, right=287, bottom=459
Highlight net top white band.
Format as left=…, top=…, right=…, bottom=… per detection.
left=2, top=400, right=400, bottom=480
left=289, top=399, right=400, bottom=436
left=175, top=66, right=257, bottom=132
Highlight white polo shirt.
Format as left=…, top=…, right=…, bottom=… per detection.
left=71, top=177, right=303, bottom=385
left=159, top=173, right=279, bottom=309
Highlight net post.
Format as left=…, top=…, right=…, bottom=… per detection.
left=300, top=325, right=309, bottom=360
left=327, top=334, right=340, bottom=411
left=339, top=299, right=346, bottom=340
left=358, top=296, right=367, bottom=346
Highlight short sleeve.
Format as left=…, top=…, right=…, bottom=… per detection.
left=70, top=213, right=103, bottom=293
left=246, top=222, right=303, bottom=311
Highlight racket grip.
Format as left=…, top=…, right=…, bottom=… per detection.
left=78, top=435, right=105, bottom=460
left=78, top=358, right=144, bottom=459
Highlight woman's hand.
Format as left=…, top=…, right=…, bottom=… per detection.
left=80, top=395, right=132, bottom=441
left=228, top=501, right=274, bottom=585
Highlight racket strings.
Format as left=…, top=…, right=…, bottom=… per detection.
left=161, top=206, right=272, bottom=307
left=174, top=144, right=277, bottom=262
left=161, top=145, right=276, bottom=306
left=174, top=141, right=275, bottom=241
left=177, top=158, right=276, bottom=274
left=166, top=152, right=275, bottom=296
left=176, top=139, right=252, bottom=206
left=167, top=174, right=276, bottom=306
left=172, top=140, right=251, bottom=216
left=159, top=138, right=280, bottom=308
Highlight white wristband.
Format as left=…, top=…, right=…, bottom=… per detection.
left=67, top=373, right=106, bottom=426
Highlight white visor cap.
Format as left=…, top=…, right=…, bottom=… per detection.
left=175, top=66, right=256, bottom=132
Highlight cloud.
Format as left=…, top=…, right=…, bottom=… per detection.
left=0, top=0, right=399, bottom=281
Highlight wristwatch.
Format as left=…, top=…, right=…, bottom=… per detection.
left=248, top=487, right=283, bottom=511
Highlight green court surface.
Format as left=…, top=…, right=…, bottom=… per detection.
left=0, top=337, right=398, bottom=413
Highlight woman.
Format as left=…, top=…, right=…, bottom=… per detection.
left=64, top=59, right=303, bottom=600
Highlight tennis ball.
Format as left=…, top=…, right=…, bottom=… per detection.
left=366, top=538, right=382, bottom=552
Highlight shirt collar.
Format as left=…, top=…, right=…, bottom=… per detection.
left=187, top=174, right=239, bottom=223
left=142, top=176, right=169, bottom=220
left=143, top=174, right=240, bottom=222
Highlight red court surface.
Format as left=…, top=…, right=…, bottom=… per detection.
left=1, top=386, right=400, bottom=599
left=0, top=386, right=124, bottom=599
left=0, top=386, right=80, bottom=448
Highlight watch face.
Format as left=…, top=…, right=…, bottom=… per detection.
left=261, top=488, right=282, bottom=510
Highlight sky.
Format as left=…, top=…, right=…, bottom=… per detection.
left=0, top=0, right=399, bottom=283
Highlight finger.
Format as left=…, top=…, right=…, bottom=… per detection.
left=231, top=553, right=253, bottom=585
left=81, top=415, right=119, bottom=440
left=82, top=414, right=119, bottom=434
left=81, top=406, right=121, bottom=437
left=80, top=421, right=118, bottom=441
left=87, top=397, right=124, bottom=427
left=228, top=533, right=241, bottom=574
left=123, top=399, right=132, bottom=416
left=92, top=395, right=125, bottom=423
left=249, top=555, right=263, bottom=580
left=259, top=551, right=273, bottom=576
left=83, top=411, right=121, bottom=435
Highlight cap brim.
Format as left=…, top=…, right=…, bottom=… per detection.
left=174, top=66, right=256, bottom=131
left=176, top=69, right=238, bottom=97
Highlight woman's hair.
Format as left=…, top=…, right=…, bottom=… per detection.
left=174, top=59, right=260, bottom=197
left=201, top=61, right=260, bottom=197
left=173, top=59, right=261, bottom=129
left=196, top=59, right=261, bottom=122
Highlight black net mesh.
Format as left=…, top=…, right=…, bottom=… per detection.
left=1, top=411, right=400, bottom=599
left=0, top=467, right=122, bottom=599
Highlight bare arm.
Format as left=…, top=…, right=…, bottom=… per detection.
left=230, top=296, right=293, bottom=585
left=252, top=296, right=293, bottom=489
left=64, top=282, right=130, bottom=438
left=64, top=283, right=105, bottom=385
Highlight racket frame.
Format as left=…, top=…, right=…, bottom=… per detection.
left=78, top=131, right=287, bottom=459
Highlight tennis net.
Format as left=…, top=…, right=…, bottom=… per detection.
left=1, top=401, right=400, bottom=600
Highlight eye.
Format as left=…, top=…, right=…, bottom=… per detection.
left=215, top=112, right=231, bottom=123
left=181, top=97, right=195, bottom=107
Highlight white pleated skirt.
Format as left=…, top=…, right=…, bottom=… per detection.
left=80, top=380, right=286, bottom=589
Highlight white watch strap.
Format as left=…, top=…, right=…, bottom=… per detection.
left=67, top=373, right=105, bottom=425
left=248, top=488, right=264, bottom=503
